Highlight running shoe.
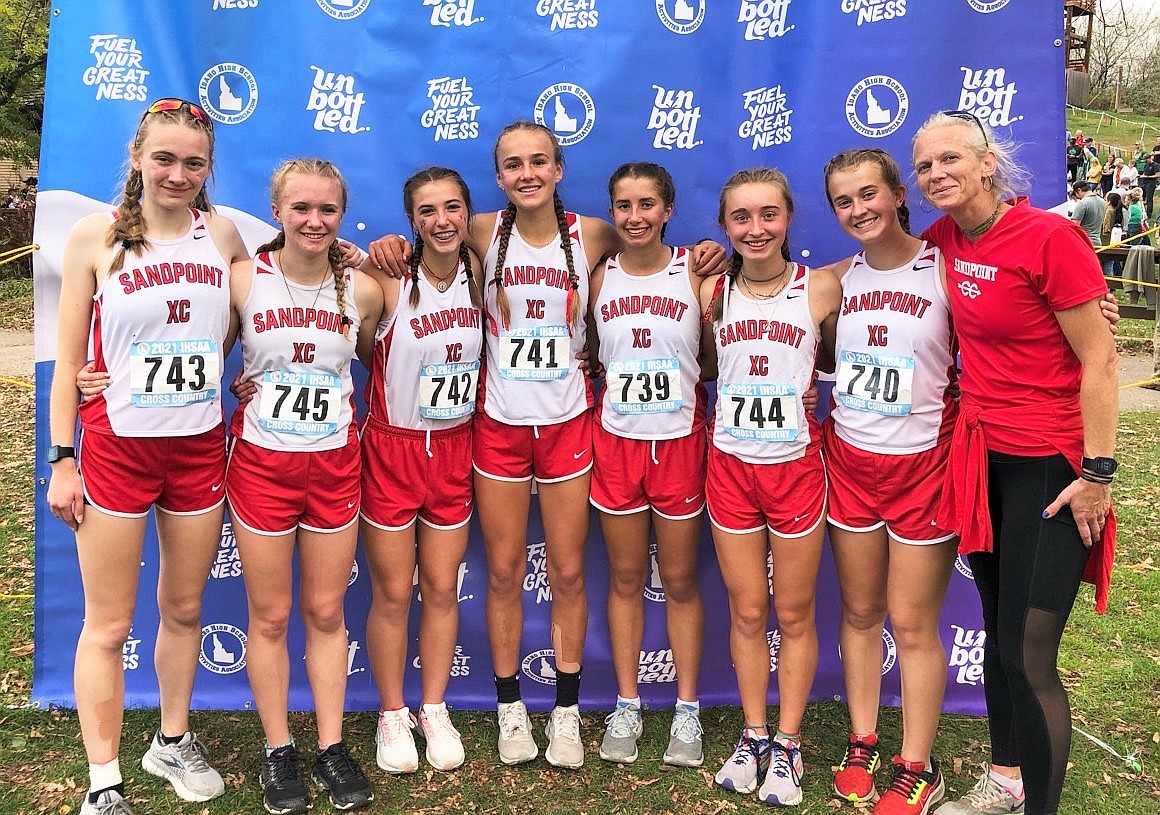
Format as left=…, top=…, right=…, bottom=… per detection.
left=497, top=700, right=539, bottom=765
left=418, top=702, right=466, bottom=770
left=374, top=707, right=419, bottom=773
left=141, top=731, right=225, bottom=802
left=544, top=704, right=585, bottom=769
left=714, top=729, right=771, bottom=795
left=80, top=790, right=134, bottom=815
left=758, top=738, right=804, bottom=806
left=833, top=731, right=881, bottom=802
left=663, top=703, right=704, bottom=767
left=260, top=744, right=309, bottom=815
left=599, top=701, right=643, bottom=763
left=934, top=767, right=1025, bottom=814
left=874, top=756, right=945, bottom=815
left=312, top=742, right=373, bottom=811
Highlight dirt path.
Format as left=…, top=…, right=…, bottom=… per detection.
left=2, top=329, right=1157, bottom=411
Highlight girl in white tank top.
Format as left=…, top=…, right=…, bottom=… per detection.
left=819, top=148, right=959, bottom=810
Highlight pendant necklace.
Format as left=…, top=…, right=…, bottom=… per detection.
left=421, top=258, right=457, bottom=292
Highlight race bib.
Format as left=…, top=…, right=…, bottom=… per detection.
left=128, top=338, right=220, bottom=407
left=835, top=350, right=914, bottom=416
left=257, top=370, right=341, bottom=435
left=720, top=382, right=799, bottom=441
left=418, top=360, right=480, bottom=420
left=498, top=325, right=568, bottom=381
left=608, top=358, right=682, bottom=414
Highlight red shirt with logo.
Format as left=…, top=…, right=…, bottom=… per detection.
left=923, top=198, right=1106, bottom=455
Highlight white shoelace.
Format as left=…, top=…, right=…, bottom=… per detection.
left=498, top=703, right=531, bottom=738
left=963, top=773, right=1015, bottom=807
left=670, top=708, right=702, bottom=744
left=552, top=707, right=582, bottom=742
left=379, top=709, right=415, bottom=743
left=424, top=707, right=461, bottom=739
left=603, top=706, right=640, bottom=739
left=174, top=735, right=213, bottom=773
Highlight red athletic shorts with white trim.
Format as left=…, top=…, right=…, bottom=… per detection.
left=473, top=409, right=593, bottom=483
left=706, top=441, right=826, bottom=538
left=79, top=425, right=226, bottom=517
left=225, top=432, right=360, bottom=535
left=590, top=420, right=707, bottom=519
left=360, top=418, right=473, bottom=531
left=822, top=421, right=955, bottom=544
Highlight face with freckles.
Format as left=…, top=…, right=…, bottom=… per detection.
left=721, top=182, right=790, bottom=265
left=408, top=178, right=470, bottom=260
left=495, top=127, right=563, bottom=212
left=271, top=173, right=345, bottom=258
left=609, top=175, right=672, bottom=249
left=826, top=162, right=906, bottom=246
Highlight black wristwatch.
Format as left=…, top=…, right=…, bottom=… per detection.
left=1081, top=455, right=1118, bottom=480
left=46, top=445, right=76, bottom=464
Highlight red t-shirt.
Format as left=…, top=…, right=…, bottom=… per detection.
left=923, top=199, right=1106, bottom=455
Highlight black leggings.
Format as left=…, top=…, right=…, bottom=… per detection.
left=967, top=452, right=1091, bottom=815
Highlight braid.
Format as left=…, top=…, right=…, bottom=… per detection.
left=552, top=192, right=581, bottom=330
left=461, top=241, right=482, bottom=309
left=492, top=203, right=517, bottom=331
left=255, top=230, right=286, bottom=256
left=329, top=239, right=351, bottom=340
left=897, top=202, right=912, bottom=235
left=106, top=169, right=147, bottom=273
left=710, top=253, right=743, bottom=324
left=409, top=235, right=425, bottom=310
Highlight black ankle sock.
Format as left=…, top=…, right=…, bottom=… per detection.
left=494, top=672, right=521, bottom=704
left=158, top=730, right=184, bottom=746
left=88, top=783, right=124, bottom=804
left=555, top=666, right=582, bottom=708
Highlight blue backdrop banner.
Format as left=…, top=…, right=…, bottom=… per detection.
left=33, top=0, right=1062, bottom=714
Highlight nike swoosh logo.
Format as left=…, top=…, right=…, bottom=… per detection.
left=668, top=268, right=683, bottom=275
left=793, top=514, right=808, bottom=522
left=211, top=483, right=222, bottom=492
left=912, top=262, right=933, bottom=271
left=193, top=233, right=206, bottom=240
left=573, top=450, right=587, bottom=459
left=786, top=294, right=801, bottom=300
left=684, top=497, right=699, bottom=504
left=347, top=501, right=356, bottom=509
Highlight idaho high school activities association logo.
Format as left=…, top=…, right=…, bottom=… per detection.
left=656, top=0, right=705, bottom=34
left=198, top=62, right=258, bottom=125
left=316, top=0, right=371, bottom=20
left=966, top=0, right=1011, bottom=12
left=534, top=83, right=596, bottom=147
left=522, top=648, right=558, bottom=686
left=200, top=623, right=247, bottom=675
left=845, top=75, right=908, bottom=138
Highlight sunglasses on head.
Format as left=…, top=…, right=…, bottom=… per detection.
left=941, top=109, right=988, bottom=147
left=141, top=98, right=213, bottom=131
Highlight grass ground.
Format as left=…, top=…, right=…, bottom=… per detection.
left=1067, top=110, right=1160, bottom=156
left=1, top=291, right=1157, bottom=814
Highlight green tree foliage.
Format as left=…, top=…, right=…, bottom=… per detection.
left=0, top=0, right=49, bottom=168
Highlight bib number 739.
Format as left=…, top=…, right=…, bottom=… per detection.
left=607, top=358, right=681, bottom=414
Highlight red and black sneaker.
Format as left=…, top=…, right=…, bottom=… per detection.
left=832, top=731, right=881, bottom=802
left=873, top=755, right=945, bottom=815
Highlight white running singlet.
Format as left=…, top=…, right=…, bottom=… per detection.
left=81, top=209, right=231, bottom=437
left=593, top=247, right=706, bottom=439
left=230, top=251, right=359, bottom=452
left=830, top=241, right=956, bottom=454
left=711, top=263, right=819, bottom=465
left=366, top=261, right=483, bottom=430
left=481, top=211, right=592, bottom=425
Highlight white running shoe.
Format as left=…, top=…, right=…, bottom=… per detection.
left=496, top=700, right=539, bottom=765
left=140, top=731, right=225, bottom=802
left=418, top=702, right=465, bottom=771
left=544, top=704, right=584, bottom=769
left=598, top=702, right=643, bottom=764
left=663, top=703, right=704, bottom=767
left=935, top=767, right=1026, bottom=814
left=80, top=790, right=134, bottom=815
left=715, top=729, right=771, bottom=795
left=375, top=707, right=419, bottom=774
left=758, top=739, right=805, bottom=806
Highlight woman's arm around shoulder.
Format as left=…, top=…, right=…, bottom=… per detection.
left=206, top=209, right=249, bottom=265
left=353, top=269, right=386, bottom=368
